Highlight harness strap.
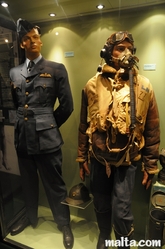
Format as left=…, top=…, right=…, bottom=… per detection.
left=106, top=129, right=133, bottom=153
left=91, top=132, right=135, bottom=177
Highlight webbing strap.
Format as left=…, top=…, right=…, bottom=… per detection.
left=91, top=132, right=135, bottom=177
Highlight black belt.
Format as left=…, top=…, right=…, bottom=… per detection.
left=17, top=107, right=53, bottom=117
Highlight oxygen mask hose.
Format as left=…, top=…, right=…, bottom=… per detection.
left=129, top=68, right=136, bottom=131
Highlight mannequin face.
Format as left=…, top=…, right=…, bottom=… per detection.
left=20, top=28, right=43, bottom=60
left=112, top=40, right=134, bottom=70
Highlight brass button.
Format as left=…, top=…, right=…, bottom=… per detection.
left=25, top=104, right=28, bottom=108
left=24, top=117, right=28, bottom=121
left=50, top=124, right=54, bottom=128
left=25, top=92, right=29, bottom=96
left=43, top=84, right=46, bottom=88
left=26, top=79, right=30, bottom=83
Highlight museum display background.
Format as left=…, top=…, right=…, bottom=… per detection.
left=0, top=2, right=165, bottom=248
left=39, top=3, right=165, bottom=235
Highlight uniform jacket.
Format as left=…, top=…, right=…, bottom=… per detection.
left=10, top=57, right=73, bottom=154
left=77, top=64, right=160, bottom=174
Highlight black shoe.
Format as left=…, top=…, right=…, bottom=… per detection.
left=97, top=234, right=108, bottom=249
left=10, top=216, right=30, bottom=236
left=61, top=225, right=74, bottom=249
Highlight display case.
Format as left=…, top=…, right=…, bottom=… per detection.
left=0, top=16, right=25, bottom=245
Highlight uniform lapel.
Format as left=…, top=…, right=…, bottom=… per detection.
left=20, top=62, right=28, bottom=78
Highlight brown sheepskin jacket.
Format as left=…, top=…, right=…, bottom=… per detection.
left=77, top=64, right=160, bottom=175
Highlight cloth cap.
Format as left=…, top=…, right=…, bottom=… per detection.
left=17, top=18, right=40, bottom=41
left=65, top=183, right=91, bottom=205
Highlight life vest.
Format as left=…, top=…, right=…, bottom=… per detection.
left=85, top=64, right=153, bottom=176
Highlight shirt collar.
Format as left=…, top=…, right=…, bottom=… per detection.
left=26, top=54, right=42, bottom=67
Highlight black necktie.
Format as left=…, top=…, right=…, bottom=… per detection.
left=27, top=60, right=34, bottom=72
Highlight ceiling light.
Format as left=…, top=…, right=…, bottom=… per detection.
left=96, top=4, right=105, bottom=10
left=49, top=13, right=56, bottom=17
left=1, top=2, right=9, bottom=7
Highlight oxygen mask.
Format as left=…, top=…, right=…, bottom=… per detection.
left=112, top=48, right=139, bottom=69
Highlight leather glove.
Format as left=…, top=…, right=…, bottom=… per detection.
left=79, top=161, right=90, bottom=181
left=142, top=170, right=154, bottom=190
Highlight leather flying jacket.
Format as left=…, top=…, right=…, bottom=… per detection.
left=77, top=64, right=160, bottom=174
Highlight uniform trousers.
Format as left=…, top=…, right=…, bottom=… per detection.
left=17, top=149, right=70, bottom=227
left=90, top=157, right=137, bottom=236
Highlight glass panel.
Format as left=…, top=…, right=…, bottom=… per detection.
left=0, top=25, right=25, bottom=238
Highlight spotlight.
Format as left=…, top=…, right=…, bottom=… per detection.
left=1, top=2, right=9, bottom=7
left=49, top=13, right=56, bottom=17
left=96, top=4, right=105, bottom=10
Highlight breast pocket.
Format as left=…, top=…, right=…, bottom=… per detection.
left=34, top=77, right=55, bottom=104
left=36, top=114, right=63, bottom=151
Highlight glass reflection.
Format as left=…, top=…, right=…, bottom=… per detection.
left=0, top=25, right=25, bottom=238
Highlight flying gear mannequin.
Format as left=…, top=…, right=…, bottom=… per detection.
left=77, top=31, right=160, bottom=249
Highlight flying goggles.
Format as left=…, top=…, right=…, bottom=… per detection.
left=108, top=31, right=134, bottom=45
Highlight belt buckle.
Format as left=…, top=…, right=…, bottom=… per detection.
left=23, top=109, right=34, bottom=117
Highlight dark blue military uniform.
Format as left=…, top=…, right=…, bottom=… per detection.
left=10, top=57, right=73, bottom=227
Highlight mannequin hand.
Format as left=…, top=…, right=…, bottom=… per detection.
left=79, top=161, right=90, bottom=181
left=142, top=170, right=154, bottom=190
